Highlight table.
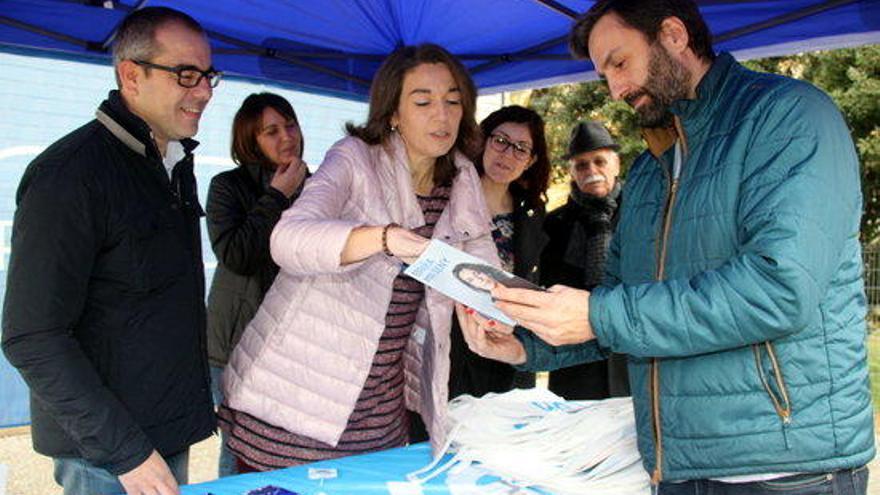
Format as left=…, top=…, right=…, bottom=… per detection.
left=179, top=443, right=470, bottom=495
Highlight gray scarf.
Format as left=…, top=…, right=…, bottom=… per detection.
left=563, top=182, right=621, bottom=289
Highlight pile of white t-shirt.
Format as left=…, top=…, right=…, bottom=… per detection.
left=407, top=388, right=650, bottom=495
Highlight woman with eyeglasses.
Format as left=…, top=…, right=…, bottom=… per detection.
left=218, top=44, right=500, bottom=471
left=205, top=92, right=308, bottom=476
left=447, top=105, right=551, bottom=400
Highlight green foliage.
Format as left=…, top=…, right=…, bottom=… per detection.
left=529, top=45, right=880, bottom=243
left=530, top=82, right=644, bottom=184
left=868, top=332, right=880, bottom=411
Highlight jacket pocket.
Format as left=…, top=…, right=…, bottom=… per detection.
left=756, top=472, right=833, bottom=492
left=753, top=341, right=793, bottom=446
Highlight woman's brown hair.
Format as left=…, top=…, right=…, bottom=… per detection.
left=231, top=92, right=303, bottom=167
left=476, top=105, right=550, bottom=209
left=346, top=43, right=480, bottom=186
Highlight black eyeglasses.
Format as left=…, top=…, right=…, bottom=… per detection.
left=133, top=60, right=223, bottom=88
left=488, top=134, right=533, bottom=161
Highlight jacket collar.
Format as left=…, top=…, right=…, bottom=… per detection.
left=642, top=125, right=678, bottom=159
left=669, top=52, right=736, bottom=127
left=95, top=90, right=199, bottom=160
left=641, top=52, right=737, bottom=158
left=242, top=161, right=273, bottom=190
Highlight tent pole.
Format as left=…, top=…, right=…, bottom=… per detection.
left=532, top=0, right=580, bottom=19
left=459, top=0, right=580, bottom=76
left=212, top=47, right=570, bottom=62
left=470, top=35, right=569, bottom=75
left=206, top=30, right=372, bottom=88
left=0, top=15, right=101, bottom=51
left=714, top=0, right=861, bottom=43
left=85, top=0, right=370, bottom=88
left=100, top=0, right=147, bottom=51
left=471, top=0, right=862, bottom=76
left=212, top=48, right=385, bottom=61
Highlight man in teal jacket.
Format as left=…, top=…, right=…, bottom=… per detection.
left=460, top=0, right=874, bottom=492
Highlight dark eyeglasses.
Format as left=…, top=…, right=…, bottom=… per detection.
left=133, top=60, right=223, bottom=88
left=488, top=134, right=533, bottom=161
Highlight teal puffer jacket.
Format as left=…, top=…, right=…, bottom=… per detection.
left=523, top=53, right=874, bottom=481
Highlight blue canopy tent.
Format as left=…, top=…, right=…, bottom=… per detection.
left=0, top=0, right=877, bottom=429
left=1, top=0, right=879, bottom=101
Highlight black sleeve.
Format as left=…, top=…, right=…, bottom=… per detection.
left=539, top=209, right=567, bottom=287
left=205, top=171, right=291, bottom=276
left=1, top=158, right=153, bottom=475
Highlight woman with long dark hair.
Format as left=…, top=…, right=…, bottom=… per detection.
left=218, top=44, right=499, bottom=471
left=448, top=105, right=551, bottom=398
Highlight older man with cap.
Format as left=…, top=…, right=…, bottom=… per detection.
left=540, top=121, right=629, bottom=400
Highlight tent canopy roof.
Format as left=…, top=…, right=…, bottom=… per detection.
left=1, top=0, right=878, bottom=100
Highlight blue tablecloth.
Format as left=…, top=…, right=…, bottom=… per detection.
left=180, top=443, right=456, bottom=495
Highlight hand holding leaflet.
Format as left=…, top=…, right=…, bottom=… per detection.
left=403, top=240, right=542, bottom=326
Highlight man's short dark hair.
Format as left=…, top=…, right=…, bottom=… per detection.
left=569, top=0, right=715, bottom=62
left=112, top=7, right=206, bottom=85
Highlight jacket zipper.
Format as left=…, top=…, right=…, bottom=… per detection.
left=167, top=152, right=212, bottom=399
left=651, top=176, right=678, bottom=485
left=752, top=342, right=793, bottom=424
left=650, top=120, right=686, bottom=485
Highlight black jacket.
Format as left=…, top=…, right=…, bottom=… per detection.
left=448, top=189, right=548, bottom=398
left=541, top=185, right=630, bottom=399
left=205, top=163, right=296, bottom=367
left=1, top=91, right=215, bottom=475
left=540, top=188, right=619, bottom=290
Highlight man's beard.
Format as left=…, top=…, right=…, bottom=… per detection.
left=624, top=44, right=692, bottom=127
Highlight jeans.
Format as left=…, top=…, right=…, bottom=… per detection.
left=658, top=466, right=869, bottom=495
left=53, top=449, right=188, bottom=495
left=210, top=365, right=238, bottom=477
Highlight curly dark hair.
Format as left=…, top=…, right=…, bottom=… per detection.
left=476, top=105, right=550, bottom=210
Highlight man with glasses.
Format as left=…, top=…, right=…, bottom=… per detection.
left=3, top=7, right=218, bottom=495
left=540, top=121, right=630, bottom=401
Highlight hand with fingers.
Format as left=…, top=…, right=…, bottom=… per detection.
left=385, top=225, right=430, bottom=264
left=270, top=157, right=308, bottom=198
left=118, top=450, right=180, bottom=495
left=455, top=303, right=525, bottom=364
left=491, top=284, right=595, bottom=346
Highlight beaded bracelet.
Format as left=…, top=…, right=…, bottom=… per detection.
left=382, top=223, right=399, bottom=257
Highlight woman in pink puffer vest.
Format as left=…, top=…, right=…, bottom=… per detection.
left=218, top=44, right=501, bottom=472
